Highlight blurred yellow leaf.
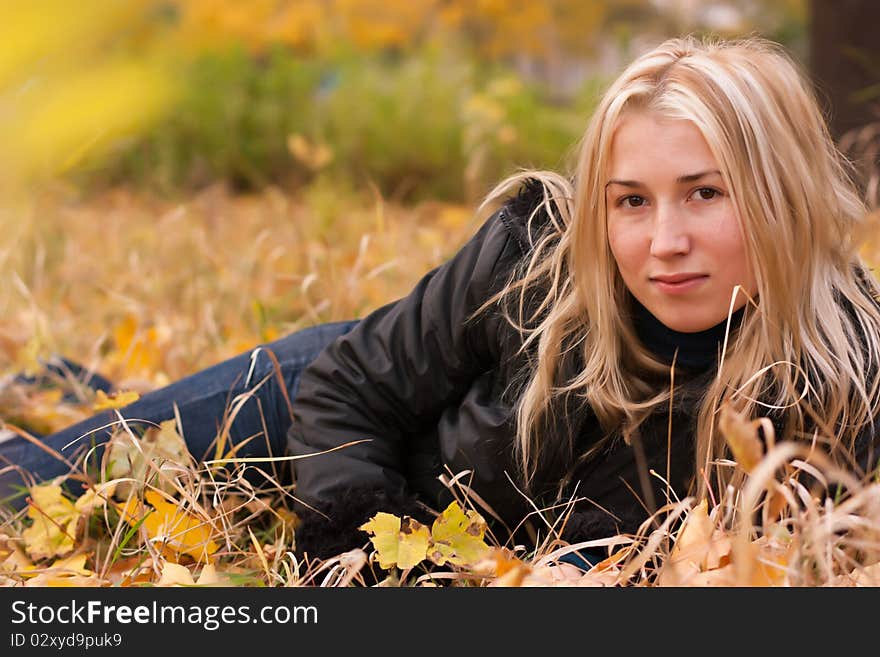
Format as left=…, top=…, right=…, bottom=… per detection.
left=428, top=501, right=491, bottom=567
left=108, top=315, right=171, bottom=380
left=195, top=563, right=226, bottom=586
left=49, top=552, right=91, bottom=576
left=1, top=545, right=35, bottom=576
left=25, top=552, right=105, bottom=586
left=287, top=134, right=333, bottom=170
left=157, top=561, right=195, bottom=587
left=22, top=484, right=79, bottom=561
left=119, top=490, right=218, bottom=564
left=719, top=403, right=765, bottom=473
left=0, top=0, right=136, bottom=89
left=93, top=390, right=140, bottom=412
left=106, top=419, right=191, bottom=497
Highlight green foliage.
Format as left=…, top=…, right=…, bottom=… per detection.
left=91, top=45, right=324, bottom=192
left=81, top=45, right=603, bottom=202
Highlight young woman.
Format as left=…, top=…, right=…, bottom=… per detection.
left=3, top=36, right=880, bottom=568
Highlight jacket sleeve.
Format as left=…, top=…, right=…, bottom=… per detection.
left=287, top=207, right=522, bottom=557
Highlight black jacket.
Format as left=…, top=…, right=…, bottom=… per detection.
left=286, top=181, right=879, bottom=560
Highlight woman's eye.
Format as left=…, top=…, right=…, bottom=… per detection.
left=691, top=187, right=720, bottom=201
left=619, top=195, right=646, bottom=208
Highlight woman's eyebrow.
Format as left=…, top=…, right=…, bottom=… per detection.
left=676, top=169, right=721, bottom=184
left=605, top=178, right=643, bottom=189
left=605, top=169, right=722, bottom=188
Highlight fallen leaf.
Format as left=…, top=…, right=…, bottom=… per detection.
left=1, top=545, right=35, bottom=576
left=22, top=484, right=79, bottom=560
left=50, top=553, right=91, bottom=576
left=428, top=501, right=491, bottom=568
left=359, top=513, right=402, bottom=570
left=157, top=561, right=194, bottom=587
left=359, top=512, right=430, bottom=570
left=118, top=490, right=218, bottom=564
left=195, top=563, right=225, bottom=586
left=92, top=389, right=140, bottom=411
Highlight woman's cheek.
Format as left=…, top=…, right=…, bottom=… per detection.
left=607, top=224, right=643, bottom=278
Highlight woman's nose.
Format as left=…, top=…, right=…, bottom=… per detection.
left=649, top=205, right=690, bottom=257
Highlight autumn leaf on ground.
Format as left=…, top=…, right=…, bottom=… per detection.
left=24, top=553, right=107, bottom=587
left=118, top=490, right=218, bottom=564
left=359, top=512, right=431, bottom=570
left=106, top=419, right=190, bottom=497
left=22, top=484, right=79, bottom=561
left=428, top=501, right=491, bottom=568
left=92, top=389, right=140, bottom=411
left=1, top=543, right=35, bottom=577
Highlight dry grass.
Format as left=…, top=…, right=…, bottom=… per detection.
left=2, top=183, right=880, bottom=587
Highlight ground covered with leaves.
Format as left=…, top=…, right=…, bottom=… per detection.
left=2, top=187, right=880, bottom=587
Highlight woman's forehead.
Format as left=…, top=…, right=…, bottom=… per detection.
left=607, top=110, right=721, bottom=181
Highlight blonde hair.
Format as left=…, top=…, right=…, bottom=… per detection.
left=474, top=36, right=880, bottom=505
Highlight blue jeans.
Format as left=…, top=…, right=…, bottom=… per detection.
left=0, top=320, right=360, bottom=508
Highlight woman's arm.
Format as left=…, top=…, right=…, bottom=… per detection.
left=287, top=207, right=523, bottom=558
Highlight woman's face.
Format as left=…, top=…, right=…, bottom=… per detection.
left=605, top=110, right=757, bottom=333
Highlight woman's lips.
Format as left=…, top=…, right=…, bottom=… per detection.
left=651, top=275, right=709, bottom=294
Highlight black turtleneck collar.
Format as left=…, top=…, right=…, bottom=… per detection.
left=630, top=295, right=745, bottom=372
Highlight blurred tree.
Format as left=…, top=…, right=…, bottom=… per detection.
left=809, top=0, right=880, bottom=141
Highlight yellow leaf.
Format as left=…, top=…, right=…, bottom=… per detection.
left=1, top=545, right=35, bottom=575
left=25, top=572, right=106, bottom=587
left=719, top=404, right=765, bottom=473
left=428, top=501, right=491, bottom=568
left=119, top=490, right=218, bottom=564
left=396, top=518, right=431, bottom=570
left=92, top=389, right=140, bottom=411
left=157, top=561, right=195, bottom=587
left=195, top=564, right=226, bottom=586
left=359, top=512, right=400, bottom=569
left=22, top=484, right=79, bottom=561
left=50, top=553, right=91, bottom=576
left=359, top=512, right=430, bottom=570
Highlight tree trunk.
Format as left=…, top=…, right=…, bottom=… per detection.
left=809, top=0, right=880, bottom=142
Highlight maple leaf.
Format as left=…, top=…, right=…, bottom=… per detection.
left=118, top=490, right=218, bottom=564
left=359, top=513, right=431, bottom=570
left=92, top=389, right=140, bottom=411
left=428, top=501, right=491, bottom=568
left=359, top=501, right=492, bottom=571
left=22, top=484, right=79, bottom=561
